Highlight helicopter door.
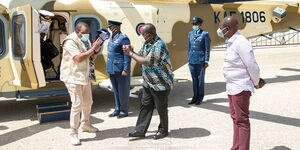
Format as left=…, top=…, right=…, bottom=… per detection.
left=9, top=5, right=46, bottom=89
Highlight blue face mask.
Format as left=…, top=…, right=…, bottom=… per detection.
left=81, top=34, right=90, bottom=42
left=192, top=25, right=199, bottom=31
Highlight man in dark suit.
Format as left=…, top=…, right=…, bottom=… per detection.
left=106, top=20, right=131, bottom=118
left=187, top=17, right=211, bottom=105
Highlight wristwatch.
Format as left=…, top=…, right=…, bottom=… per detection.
left=92, top=48, right=97, bottom=54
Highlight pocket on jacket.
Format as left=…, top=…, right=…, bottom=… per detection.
left=113, top=63, right=124, bottom=72
left=192, top=51, right=204, bottom=58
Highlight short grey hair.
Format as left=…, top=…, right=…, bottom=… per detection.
left=75, top=22, right=89, bottom=33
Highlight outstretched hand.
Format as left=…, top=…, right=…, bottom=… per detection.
left=122, top=45, right=133, bottom=55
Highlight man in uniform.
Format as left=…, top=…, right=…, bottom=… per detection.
left=187, top=17, right=211, bottom=105
left=106, top=20, right=131, bottom=118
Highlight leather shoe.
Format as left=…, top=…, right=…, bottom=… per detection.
left=117, top=113, right=128, bottom=118
left=188, top=101, right=196, bottom=105
left=153, top=131, right=169, bottom=140
left=109, top=112, right=119, bottom=117
left=195, top=101, right=202, bottom=105
left=128, top=131, right=145, bottom=138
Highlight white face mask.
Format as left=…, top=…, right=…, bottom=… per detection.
left=217, top=28, right=225, bottom=38
left=81, top=34, right=90, bottom=42
left=38, top=20, right=51, bottom=33
left=138, top=35, right=146, bottom=44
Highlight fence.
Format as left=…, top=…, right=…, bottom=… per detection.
left=214, top=27, right=300, bottom=48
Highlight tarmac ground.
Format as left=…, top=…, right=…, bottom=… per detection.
left=0, top=45, right=300, bottom=150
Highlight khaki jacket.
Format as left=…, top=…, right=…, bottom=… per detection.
left=60, top=32, right=91, bottom=85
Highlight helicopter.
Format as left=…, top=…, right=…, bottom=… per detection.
left=0, top=0, right=299, bottom=100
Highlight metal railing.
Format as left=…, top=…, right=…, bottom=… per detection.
left=214, top=27, right=300, bottom=48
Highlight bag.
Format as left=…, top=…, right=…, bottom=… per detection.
left=43, top=39, right=59, bottom=59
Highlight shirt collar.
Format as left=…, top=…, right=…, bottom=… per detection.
left=112, top=32, right=121, bottom=39
left=194, top=29, right=202, bottom=34
left=226, top=31, right=240, bottom=44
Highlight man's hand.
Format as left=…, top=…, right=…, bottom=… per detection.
left=204, top=63, right=209, bottom=69
left=122, top=45, right=133, bottom=55
left=91, top=54, right=97, bottom=60
left=121, top=70, right=129, bottom=76
left=255, top=78, right=266, bottom=89
left=92, top=38, right=103, bottom=53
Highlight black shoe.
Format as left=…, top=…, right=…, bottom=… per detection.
left=195, top=101, right=202, bottom=105
left=153, top=131, right=169, bottom=140
left=117, top=113, right=128, bottom=118
left=188, top=101, right=196, bottom=105
left=109, top=112, right=119, bottom=117
left=128, top=131, right=145, bottom=138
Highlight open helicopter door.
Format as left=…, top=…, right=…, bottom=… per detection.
left=8, top=5, right=46, bottom=89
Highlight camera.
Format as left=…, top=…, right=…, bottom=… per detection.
left=273, top=7, right=286, bottom=19
left=97, top=29, right=110, bottom=41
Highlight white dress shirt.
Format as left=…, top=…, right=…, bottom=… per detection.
left=223, top=32, right=260, bottom=95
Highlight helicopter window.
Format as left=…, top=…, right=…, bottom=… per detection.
left=0, top=18, right=5, bottom=57
left=12, top=14, right=26, bottom=59
left=75, top=17, right=100, bottom=42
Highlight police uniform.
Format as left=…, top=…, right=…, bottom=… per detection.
left=188, top=17, right=211, bottom=104
left=106, top=20, right=131, bottom=116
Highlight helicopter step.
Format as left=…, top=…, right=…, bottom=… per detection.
left=16, top=87, right=69, bottom=101
left=36, top=102, right=70, bottom=124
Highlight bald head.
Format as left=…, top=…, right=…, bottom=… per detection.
left=140, top=23, right=157, bottom=43
left=222, top=16, right=238, bottom=29
left=219, top=16, right=238, bottom=38
left=141, top=23, right=156, bottom=35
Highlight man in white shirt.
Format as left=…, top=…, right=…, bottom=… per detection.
left=60, top=22, right=102, bottom=145
left=217, top=16, right=261, bottom=150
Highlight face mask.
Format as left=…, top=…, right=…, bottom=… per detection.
left=138, top=35, right=146, bottom=44
left=217, top=28, right=225, bottom=38
left=192, top=25, right=199, bottom=31
left=81, top=34, right=90, bottom=42
left=38, top=20, right=51, bottom=33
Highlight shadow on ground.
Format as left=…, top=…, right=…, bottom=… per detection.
left=0, top=67, right=300, bottom=146
left=270, top=146, right=292, bottom=150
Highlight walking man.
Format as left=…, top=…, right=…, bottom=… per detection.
left=123, top=23, right=173, bottom=140
left=187, top=17, right=211, bottom=105
left=106, top=20, right=131, bottom=118
left=60, top=22, right=102, bottom=145
left=218, top=16, right=263, bottom=150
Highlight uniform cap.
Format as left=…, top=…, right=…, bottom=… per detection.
left=107, top=20, right=122, bottom=27
left=192, top=17, right=203, bottom=24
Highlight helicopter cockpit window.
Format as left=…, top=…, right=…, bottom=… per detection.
left=75, top=17, right=100, bottom=42
left=12, top=14, right=26, bottom=59
left=0, top=18, right=5, bottom=57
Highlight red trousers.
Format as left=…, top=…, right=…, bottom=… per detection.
left=228, top=91, right=251, bottom=150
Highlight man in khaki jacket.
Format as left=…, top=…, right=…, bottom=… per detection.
left=60, top=22, right=102, bottom=146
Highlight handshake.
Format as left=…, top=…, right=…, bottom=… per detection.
left=255, top=78, right=266, bottom=89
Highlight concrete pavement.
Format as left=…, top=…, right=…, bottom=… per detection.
left=0, top=45, right=300, bottom=150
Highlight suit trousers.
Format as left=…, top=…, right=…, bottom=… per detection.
left=189, top=63, right=205, bottom=102
left=65, top=83, right=93, bottom=135
left=110, top=74, right=130, bottom=114
left=135, top=86, right=170, bottom=133
left=228, top=91, right=251, bottom=150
